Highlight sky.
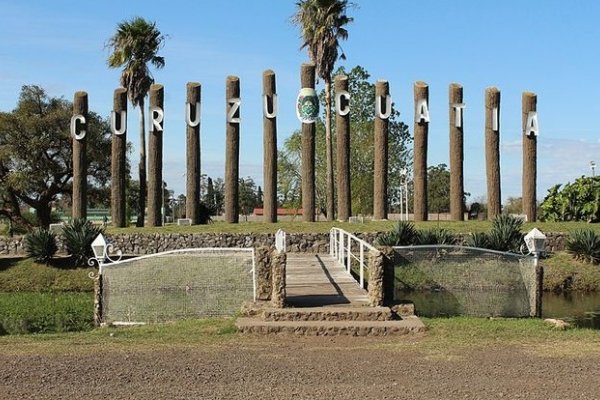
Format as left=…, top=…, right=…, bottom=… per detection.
left=1, top=0, right=599, bottom=204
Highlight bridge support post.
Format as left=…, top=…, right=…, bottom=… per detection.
left=271, top=250, right=286, bottom=308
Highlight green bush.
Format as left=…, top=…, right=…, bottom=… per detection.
left=464, top=232, right=490, bottom=249
left=0, top=292, right=93, bottom=335
left=487, top=214, right=524, bottom=252
left=566, top=230, right=600, bottom=264
left=376, top=221, right=417, bottom=246
left=416, top=228, right=455, bottom=245
left=62, top=218, right=104, bottom=266
left=24, top=229, right=58, bottom=264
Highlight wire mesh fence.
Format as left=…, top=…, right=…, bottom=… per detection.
left=391, top=245, right=540, bottom=317
left=100, top=248, right=255, bottom=324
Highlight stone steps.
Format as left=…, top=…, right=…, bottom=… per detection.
left=261, top=306, right=394, bottom=322
left=235, top=316, right=426, bottom=336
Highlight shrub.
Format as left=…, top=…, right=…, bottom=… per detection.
left=566, top=230, right=600, bottom=264
left=376, top=221, right=417, bottom=246
left=487, top=214, right=524, bottom=252
left=415, top=228, right=455, bottom=245
left=24, top=229, right=57, bottom=264
left=62, top=218, right=104, bottom=267
left=464, top=232, right=490, bottom=249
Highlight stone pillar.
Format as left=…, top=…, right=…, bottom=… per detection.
left=186, top=82, right=202, bottom=224
left=263, top=70, right=278, bottom=223
left=413, top=81, right=429, bottom=221
left=522, top=92, right=538, bottom=222
left=271, top=250, right=287, bottom=308
left=335, top=74, right=351, bottom=221
left=373, top=80, right=390, bottom=220
left=368, top=250, right=384, bottom=307
left=534, top=265, right=543, bottom=318
left=301, top=63, right=316, bottom=222
left=485, top=87, right=501, bottom=219
left=225, top=76, right=240, bottom=224
left=111, top=88, right=127, bottom=227
left=72, top=91, right=88, bottom=220
left=449, top=83, right=465, bottom=221
left=380, top=247, right=396, bottom=305
left=93, top=274, right=103, bottom=326
left=147, top=84, right=164, bottom=227
left=255, top=247, right=272, bottom=301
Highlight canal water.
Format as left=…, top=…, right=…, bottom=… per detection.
left=395, top=290, right=600, bottom=329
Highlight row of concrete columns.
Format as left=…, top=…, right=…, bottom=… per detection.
left=70, top=66, right=539, bottom=226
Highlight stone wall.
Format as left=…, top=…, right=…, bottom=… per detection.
left=0, top=231, right=572, bottom=256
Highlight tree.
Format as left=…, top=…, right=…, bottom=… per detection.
left=278, top=66, right=412, bottom=216
left=292, top=0, right=354, bottom=221
left=540, top=176, right=600, bottom=222
left=0, top=85, right=112, bottom=228
left=503, top=196, right=523, bottom=215
left=426, top=164, right=470, bottom=216
left=106, top=17, right=166, bottom=227
left=239, top=177, right=260, bottom=220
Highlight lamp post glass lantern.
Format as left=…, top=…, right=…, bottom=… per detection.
left=524, top=228, right=546, bottom=266
left=90, top=233, right=121, bottom=273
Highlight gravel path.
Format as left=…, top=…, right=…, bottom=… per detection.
left=1, top=336, right=598, bottom=399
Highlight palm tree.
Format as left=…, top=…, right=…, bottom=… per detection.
left=106, top=17, right=166, bottom=227
left=292, top=0, right=353, bottom=221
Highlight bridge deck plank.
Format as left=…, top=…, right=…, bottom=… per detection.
left=285, top=254, right=369, bottom=308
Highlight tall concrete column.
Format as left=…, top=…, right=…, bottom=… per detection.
left=485, top=87, right=501, bottom=219
left=301, top=63, right=316, bottom=222
left=186, top=82, right=202, bottom=224
left=449, top=83, right=465, bottom=221
left=225, top=76, right=240, bottom=224
left=263, top=70, right=278, bottom=223
left=110, top=88, right=127, bottom=227
left=147, top=84, right=164, bottom=227
left=413, top=81, right=429, bottom=222
left=373, top=80, right=390, bottom=220
left=335, top=74, right=351, bottom=221
left=522, top=92, right=538, bottom=222
left=72, top=91, right=88, bottom=220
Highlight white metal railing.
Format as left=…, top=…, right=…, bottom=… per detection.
left=329, top=227, right=377, bottom=289
left=275, top=229, right=287, bottom=253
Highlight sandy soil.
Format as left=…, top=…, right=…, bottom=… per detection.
left=1, top=335, right=599, bottom=400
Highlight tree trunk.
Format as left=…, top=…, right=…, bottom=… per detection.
left=335, top=74, right=351, bottom=221
left=325, top=78, right=334, bottom=221
left=72, top=91, right=88, bottom=220
left=373, top=80, right=389, bottom=220
left=522, top=92, right=537, bottom=222
left=301, top=63, right=316, bottom=222
left=137, top=97, right=146, bottom=227
left=449, top=83, right=464, bottom=221
left=485, top=87, right=501, bottom=219
left=147, top=84, right=164, bottom=227
left=225, top=76, right=240, bottom=224
left=186, top=82, right=201, bottom=224
left=263, top=70, right=278, bottom=223
left=111, top=88, right=127, bottom=227
left=413, top=81, right=429, bottom=222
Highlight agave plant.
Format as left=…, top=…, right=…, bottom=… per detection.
left=464, top=232, right=490, bottom=249
left=566, top=230, right=600, bottom=264
left=62, top=218, right=105, bottom=266
left=415, top=228, right=456, bottom=245
left=375, top=221, right=417, bottom=246
left=487, top=214, right=524, bottom=252
left=24, top=229, right=57, bottom=264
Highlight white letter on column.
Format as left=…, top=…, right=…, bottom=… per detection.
left=262, top=94, right=277, bottom=119
left=186, top=102, right=200, bottom=127
left=526, top=111, right=539, bottom=136
left=111, top=111, right=127, bottom=135
left=452, top=103, right=465, bottom=128
left=150, top=106, right=164, bottom=132
left=70, top=114, right=86, bottom=140
left=375, top=95, right=392, bottom=119
left=416, top=99, right=430, bottom=123
left=492, top=107, right=499, bottom=131
left=336, top=90, right=350, bottom=116
left=227, top=98, right=241, bottom=123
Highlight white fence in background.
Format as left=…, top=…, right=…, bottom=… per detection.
left=329, top=228, right=377, bottom=289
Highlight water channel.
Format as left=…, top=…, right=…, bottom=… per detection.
left=395, top=290, right=600, bottom=329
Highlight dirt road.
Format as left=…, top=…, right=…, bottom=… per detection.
left=1, top=335, right=598, bottom=399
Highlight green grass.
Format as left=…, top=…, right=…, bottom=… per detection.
left=0, top=257, right=95, bottom=292
left=0, top=292, right=93, bottom=334
left=543, top=252, right=600, bottom=291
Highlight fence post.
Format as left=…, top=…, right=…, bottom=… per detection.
left=534, top=265, right=544, bottom=318
left=359, top=243, right=365, bottom=289
left=93, top=273, right=103, bottom=326
left=346, top=233, right=352, bottom=272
